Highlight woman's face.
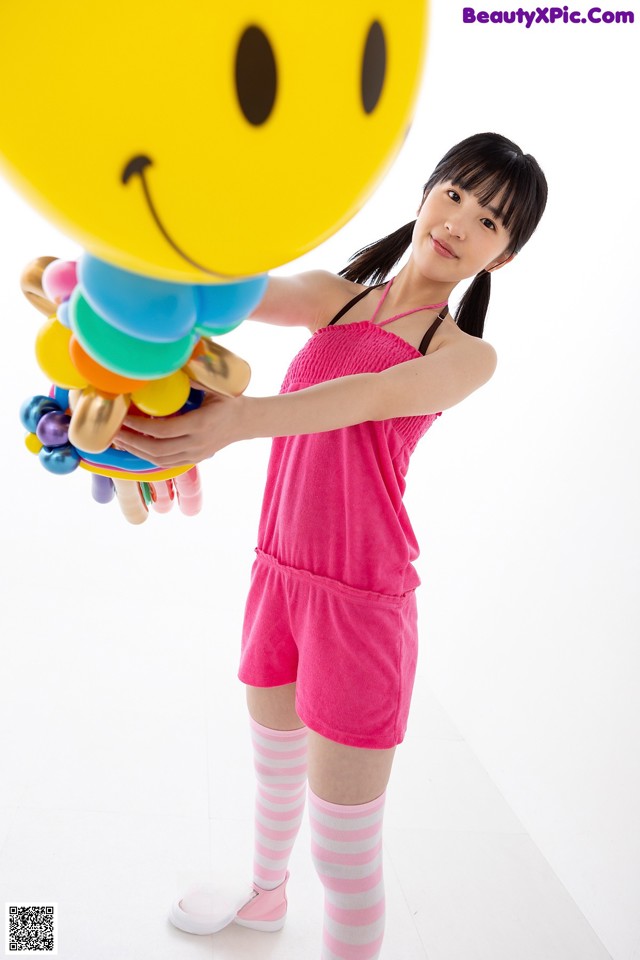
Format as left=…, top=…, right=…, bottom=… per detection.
left=412, top=180, right=514, bottom=283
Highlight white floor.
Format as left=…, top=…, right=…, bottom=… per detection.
left=0, top=622, right=612, bottom=960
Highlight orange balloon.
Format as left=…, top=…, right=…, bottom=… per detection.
left=69, top=336, right=147, bottom=394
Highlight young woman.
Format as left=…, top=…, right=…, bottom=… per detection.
left=116, top=132, right=547, bottom=958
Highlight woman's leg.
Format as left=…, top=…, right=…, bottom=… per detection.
left=171, top=682, right=307, bottom=935
left=306, top=731, right=395, bottom=805
left=244, top=684, right=308, bottom=890
left=246, top=681, right=304, bottom=731
left=232, top=682, right=307, bottom=929
left=307, top=731, right=395, bottom=960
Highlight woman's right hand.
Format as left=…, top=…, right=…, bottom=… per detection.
left=114, top=391, right=249, bottom=468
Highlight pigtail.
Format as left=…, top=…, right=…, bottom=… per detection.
left=339, top=220, right=415, bottom=285
left=454, top=269, right=491, bottom=338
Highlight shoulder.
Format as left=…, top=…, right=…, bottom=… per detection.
left=465, top=332, right=497, bottom=373
left=248, top=270, right=363, bottom=332
left=439, top=323, right=498, bottom=382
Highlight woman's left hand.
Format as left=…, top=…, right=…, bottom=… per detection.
left=113, top=392, right=246, bottom=468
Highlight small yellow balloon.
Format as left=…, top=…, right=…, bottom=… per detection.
left=25, top=432, right=43, bottom=454
left=132, top=370, right=190, bottom=416
left=35, top=317, right=88, bottom=390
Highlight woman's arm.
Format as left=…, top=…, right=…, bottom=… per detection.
left=247, top=270, right=354, bottom=331
left=115, top=337, right=497, bottom=468
left=243, top=336, right=497, bottom=437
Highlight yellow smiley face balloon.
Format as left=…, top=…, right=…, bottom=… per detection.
left=0, top=2, right=428, bottom=282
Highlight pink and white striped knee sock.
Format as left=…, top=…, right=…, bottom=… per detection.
left=249, top=716, right=308, bottom=890
left=309, top=786, right=386, bottom=960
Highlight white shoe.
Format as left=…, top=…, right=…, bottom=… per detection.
left=169, top=872, right=289, bottom=936
left=169, top=881, right=255, bottom=935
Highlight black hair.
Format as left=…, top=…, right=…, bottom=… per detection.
left=339, top=132, right=548, bottom=338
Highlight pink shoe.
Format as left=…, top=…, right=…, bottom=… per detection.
left=169, top=871, right=289, bottom=935
left=234, top=871, right=289, bottom=932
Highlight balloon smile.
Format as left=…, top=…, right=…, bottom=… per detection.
left=121, top=154, right=237, bottom=279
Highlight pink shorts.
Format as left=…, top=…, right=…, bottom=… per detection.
left=238, top=549, right=419, bottom=750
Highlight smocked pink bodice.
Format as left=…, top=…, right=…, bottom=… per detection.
left=255, top=286, right=444, bottom=596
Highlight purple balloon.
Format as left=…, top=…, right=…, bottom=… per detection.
left=91, top=474, right=115, bottom=504
left=36, top=411, right=71, bottom=447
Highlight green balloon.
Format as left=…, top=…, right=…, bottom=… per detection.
left=69, top=288, right=197, bottom=379
left=140, top=481, right=153, bottom=506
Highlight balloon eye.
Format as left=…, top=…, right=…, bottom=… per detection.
left=235, top=26, right=277, bottom=126
left=361, top=21, right=386, bottom=115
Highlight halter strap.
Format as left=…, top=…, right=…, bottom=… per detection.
left=371, top=276, right=448, bottom=326
left=369, top=278, right=394, bottom=324
left=326, top=282, right=385, bottom=326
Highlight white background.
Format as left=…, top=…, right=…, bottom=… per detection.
left=1, top=4, right=638, bottom=959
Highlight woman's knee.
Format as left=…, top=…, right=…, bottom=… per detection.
left=306, top=729, right=396, bottom=805
left=246, top=681, right=304, bottom=731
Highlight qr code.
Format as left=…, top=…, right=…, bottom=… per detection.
left=5, top=904, right=58, bottom=954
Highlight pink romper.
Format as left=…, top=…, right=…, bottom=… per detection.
left=238, top=278, right=447, bottom=749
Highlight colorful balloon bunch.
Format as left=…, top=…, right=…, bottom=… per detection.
left=19, top=255, right=266, bottom=523
left=2, top=2, right=429, bottom=526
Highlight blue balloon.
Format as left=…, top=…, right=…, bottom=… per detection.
left=52, top=386, right=70, bottom=410
left=19, top=395, right=61, bottom=433
left=179, top=388, right=205, bottom=414
left=39, top=443, right=81, bottom=475
left=194, top=274, right=268, bottom=335
left=56, top=299, right=71, bottom=328
left=78, top=254, right=198, bottom=343
left=75, top=445, right=158, bottom=473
